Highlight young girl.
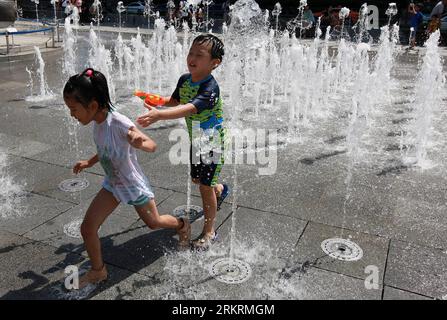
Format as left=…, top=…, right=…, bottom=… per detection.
left=63, top=68, right=191, bottom=289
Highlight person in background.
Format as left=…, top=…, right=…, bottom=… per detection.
left=428, top=0, right=447, bottom=33
left=408, top=2, right=424, bottom=48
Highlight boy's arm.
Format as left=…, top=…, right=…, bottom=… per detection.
left=127, top=126, right=157, bottom=152
left=137, top=103, right=197, bottom=127
left=162, top=96, right=180, bottom=107
left=144, top=95, right=180, bottom=108
left=159, top=103, right=197, bottom=119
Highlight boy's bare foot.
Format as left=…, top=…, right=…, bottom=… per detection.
left=216, top=184, right=230, bottom=211
left=214, top=184, right=224, bottom=197
left=192, top=231, right=219, bottom=251
left=77, top=264, right=108, bottom=290
left=177, top=217, right=191, bottom=250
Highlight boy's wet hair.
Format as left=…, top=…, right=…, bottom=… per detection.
left=192, top=34, right=225, bottom=61
left=63, top=68, right=113, bottom=111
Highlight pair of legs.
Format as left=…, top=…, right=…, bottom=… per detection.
left=191, top=178, right=224, bottom=238
left=78, top=187, right=188, bottom=288
left=410, top=36, right=416, bottom=48
left=190, top=144, right=227, bottom=247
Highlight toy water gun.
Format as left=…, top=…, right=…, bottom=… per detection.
left=134, top=90, right=166, bottom=106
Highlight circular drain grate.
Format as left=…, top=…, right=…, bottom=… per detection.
left=58, top=178, right=89, bottom=193
left=321, top=238, right=363, bottom=262
left=173, top=205, right=204, bottom=223
left=209, top=258, right=252, bottom=284
left=63, top=219, right=101, bottom=239
left=63, top=219, right=83, bottom=238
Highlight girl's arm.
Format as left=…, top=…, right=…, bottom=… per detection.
left=88, top=154, right=99, bottom=166
left=127, top=126, right=157, bottom=152
left=73, top=154, right=98, bottom=174
left=137, top=103, right=197, bottom=127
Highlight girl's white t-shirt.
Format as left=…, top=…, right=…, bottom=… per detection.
left=93, top=111, right=154, bottom=203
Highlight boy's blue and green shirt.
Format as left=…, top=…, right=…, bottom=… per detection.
left=171, top=73, right=225, bottom=143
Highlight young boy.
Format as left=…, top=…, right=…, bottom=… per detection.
left=137, top=34, right=230, bottom=250
left=408, top=3, right=424, bottom=48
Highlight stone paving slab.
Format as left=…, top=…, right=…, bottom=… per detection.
left=0, top=230, right=85, bottom=299
left=1, top=153, right=27, bottom=169
left=5, top=157, right=68, bottom=192
left=4, top=156, right=104, bottom=206
left=0, top=132, right=53, bottom=158
left=0, top=229, right=149, bottom=300
left=0, top=103, right=69, bottom=145
left=235, top=151, right=447, bottom=251
left=287, top=267, right=383, bottom=300
left=290, top=222, right=389, bottom=284
left=22, top=201, right=141, bottom=257
left=89, top=264, right=158, bottom=300
left=384, top=240, right=447, bottom=299
left=216, top=206, right=307, bottom=259
left=30, top=144, right=99, bottom=172
left=0, top=191, right=74, bottom=236
left=0, top=80, right=28, bottom=94
left=33, top=170, right=104, bottom=205
left=382, top=286, right=433, bottom=300
left=389, top=171, right=447, bottom=205
left=385, top=197, right=447, bottom=250
left=234, top=154, right=347, bottom=221
left=51, top=260, right=156, bottom=301
left=166, top=262, right=383, bottom=300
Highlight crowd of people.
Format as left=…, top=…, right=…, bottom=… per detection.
left=166, top=0, right=231, bottom=30
left=285, top=4, right=361, bottom=39
left=48, top=0, right=447, bottom=45
left=59, top=0, right=94, bottom=24
left=57, top=0, right=231, bottom=30
left=286, top=1, right=447, bottom=44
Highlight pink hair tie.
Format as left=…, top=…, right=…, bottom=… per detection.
left=85, top=69, right=93, bottom=77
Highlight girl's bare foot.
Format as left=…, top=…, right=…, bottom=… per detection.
left=77, top=264, right=108, bottom=290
